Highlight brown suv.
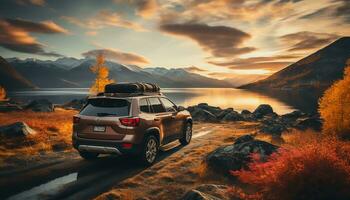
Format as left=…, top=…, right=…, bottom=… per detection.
left=72, top=92, right=192, bottom=165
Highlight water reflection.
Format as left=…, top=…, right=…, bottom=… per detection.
left=9, top=88, right=296, bottom=114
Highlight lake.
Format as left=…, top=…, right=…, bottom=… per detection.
left=8, top=88, right=298, bottom=114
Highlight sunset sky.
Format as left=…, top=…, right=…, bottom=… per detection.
left=0, top=0, right=349, bottom=80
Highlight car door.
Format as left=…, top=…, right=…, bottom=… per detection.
left=148, top=97, right=175, bottom=143
left=159, top=97, right=183, bottom=138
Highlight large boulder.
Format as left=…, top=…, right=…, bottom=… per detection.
left=260, top=118, right=287, bottom=136
left=191, top=107, right=218, bottom=122
left=197, top=103, right=222, bottom=116
left=295, top=116, right=322, bottom=131
left=253, top=104, right=274, bottom=119
left=62, top=98, right=86, bottom=110
left=206, top=135, right=278, bottom=174
left=240, top=110, right=255, bottom=121
left=216, top=108, right=234, bottom=120
left=182, top=184, right=230, bottom=200
left=280, top=110, right=306, bottom=125
left=26, top=99, right=54, bottom=112
left=222, top=110, right=243, bottom=121
left=0, top=101, right=23, bottom=112
left=0, top=122, right=36, bottom=137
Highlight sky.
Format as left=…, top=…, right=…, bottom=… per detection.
left=0, top=0, right=349, bottom=80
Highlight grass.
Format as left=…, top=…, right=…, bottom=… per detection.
left=0, top=108, right=77, bottom=160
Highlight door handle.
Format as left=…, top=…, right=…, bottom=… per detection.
left=154, top=118, right=160, bottom=121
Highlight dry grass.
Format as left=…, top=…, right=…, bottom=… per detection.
left=96, top=122, right=258, bottom=200
left=0, top=108, right=77, bottom=160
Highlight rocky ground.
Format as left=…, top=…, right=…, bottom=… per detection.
left=0, top=99, right=323, bottom=199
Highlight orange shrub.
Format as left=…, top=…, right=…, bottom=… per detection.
left=232, top=139, right=350, bottom=200
left=319, top=65, right=350, bottom=139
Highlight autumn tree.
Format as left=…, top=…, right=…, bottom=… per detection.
left=89, top=54, right=114, bottom=95
left=0, top=86, right=6, bottom=101
left=319, top=62, right=350, bottom=139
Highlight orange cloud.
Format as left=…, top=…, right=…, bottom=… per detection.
left=135, top=0, right=158, bottom=18
left=62, top=10, right=146, bottom=31
left=0, top=18, right=67, bottom=56
left=82, top=48, right=150, bottom=66
left=16, top=0, right=46, bottom=6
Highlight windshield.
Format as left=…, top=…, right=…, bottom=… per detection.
left=80, top=98, right=130, bottom=117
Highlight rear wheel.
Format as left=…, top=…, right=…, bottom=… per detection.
left=140, top=135, right=159, bottom=166
left=179, top=122, right=192, bottom=145
left=79, top=151, right=99, bottom=160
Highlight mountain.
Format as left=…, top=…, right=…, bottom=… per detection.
left=5, top=58, right=231, bottom=89
left=0, top=56, right=35, bottom=90
left=143, top=67, right=231, bottom=87
left=241, top=37, right=350, bottom=90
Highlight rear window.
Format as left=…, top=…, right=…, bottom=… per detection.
left=80, top=98, right=130, bottom=117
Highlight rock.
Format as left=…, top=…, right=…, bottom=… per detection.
left=191, top=107, right=218, bottom=122
left=241, top=110, right=255, bottom=121
left=253, top=104, right=273, bottom=119
left=206, top=136, right=278, bottom=174
left=0, top=103, right=23, bottom=112
left=295, top=116, right=322, bottom=131
left=280, top=110, right=306, bottom=125
left=234, top=134, right=254, bottom=145
left=182, top=184, right=230, bottom=200
left=260, top=118, right=287, bottom=136
left=241, top=109, right=251, bottom=115
left=52, top=142, right=70, bottom=152
left=222, top=111, right=243, bottom=121
left=197, top=103, right=222, bottom=116
left=62, top=98, right=86, bottom=110
left=216, top=108, right=234, bottom=120
left=0, top=122, right=36, bottom=137
left=26, top=99, right=54, bottom=112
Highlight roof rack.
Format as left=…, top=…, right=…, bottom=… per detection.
left=93, top=91, right=163, bottom=98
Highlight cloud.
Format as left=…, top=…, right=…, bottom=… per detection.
left=183, top=66, right=207, bottom=73
left=135, top=0, right=158, bottom=18
left=160, top=23, right=255, bottom=58
left=82, top=48, right=150, bottom=66
left=208, top=55, right=299, bottom=71
left=0, top=18, right=66, bottom=57
left=16, top=0, right=46, bottom=6
left=280, top=31, right=339, bottom=52
left=4, top=18, right=69, bottom=34
left=62, top=10, right=145, bottom=31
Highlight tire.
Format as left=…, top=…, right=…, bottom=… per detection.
left=139, top=135, right=159, bottom=166
left=179, top=122, right=192, bottom=145
left=79, top=151, right=99, bottom=160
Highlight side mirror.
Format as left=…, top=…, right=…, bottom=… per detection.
left=177, top=106, right=186, bottom=112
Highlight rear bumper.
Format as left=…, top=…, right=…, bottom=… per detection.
left=72, top=132, right=141, bottom=155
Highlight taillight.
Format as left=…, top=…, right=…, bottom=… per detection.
left=119, top=117, right=140, bottom=127
left=73, top=116, right=80, bottom=124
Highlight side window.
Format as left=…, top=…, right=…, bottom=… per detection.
left=139, top=98, right=151, bottom=113
left=160, top=98, right=177, bottom=112
left=148, top=98, right=166, bottom=113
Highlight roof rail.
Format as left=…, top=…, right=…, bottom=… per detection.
left=92, top=92, right=163, bottom=98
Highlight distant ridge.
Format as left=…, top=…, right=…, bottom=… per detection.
left=0, top=56, right=35, bottom=90
left=241, top=37, right=350, bottom=91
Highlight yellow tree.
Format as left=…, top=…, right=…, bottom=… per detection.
left=89, top=54, right=114, bottom=95
left=0, top=86, right=6, bottom=100
left=319, top=62, right=350, bottom=139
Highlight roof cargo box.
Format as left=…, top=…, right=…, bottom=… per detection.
left=104, top=82, right=160, bottom=94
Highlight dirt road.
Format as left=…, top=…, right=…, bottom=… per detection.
left=0, top=122, right=258, bottom=200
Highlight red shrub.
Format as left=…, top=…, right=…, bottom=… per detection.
left=232, top=139, right=350, bottom=200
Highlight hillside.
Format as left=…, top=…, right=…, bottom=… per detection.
left=241, top=37, right=350, bottom=90
left=0, top=56, right=35, bottom=90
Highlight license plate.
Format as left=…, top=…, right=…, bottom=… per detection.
left=93, top=126, right=106, bottom=132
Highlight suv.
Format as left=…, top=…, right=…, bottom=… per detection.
left=72, top=91, right=192, bottom=165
